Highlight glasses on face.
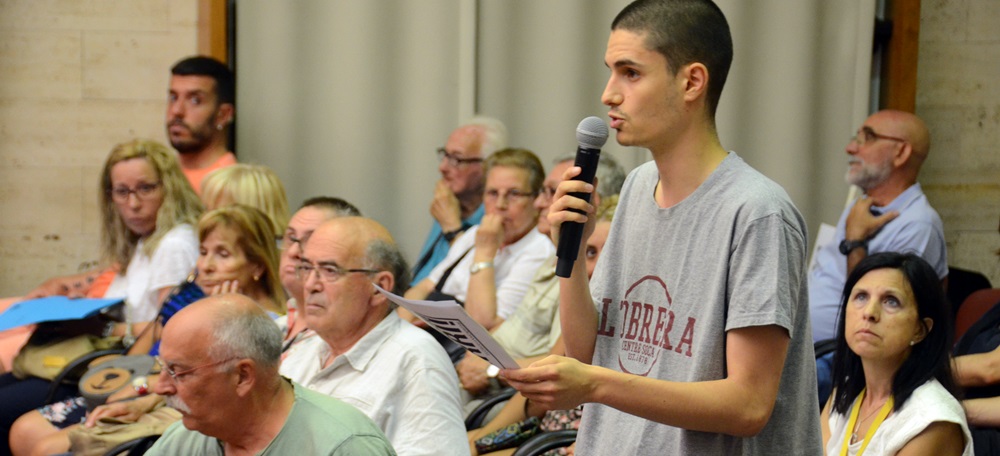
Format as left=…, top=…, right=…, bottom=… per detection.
left=849, top=127, right=907, bottom=147
left=110, top=182, right=162, bottom=203
left=540, top=185, right=558, bottom=200
left=280, top=231, right=305, bottom=252
left=296, top=261, right=379, bottom=283
left=155, top=356, right=237, bottom=382
left=484, top=188, right=538, bottom=205
left=437, top=148, right=483, bottom=168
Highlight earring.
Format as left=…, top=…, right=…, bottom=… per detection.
left=216, top=124, right=224, bottom=131
left=909, top=340, right=916, bottom=346
left=253, top=274, right=260, bottom=282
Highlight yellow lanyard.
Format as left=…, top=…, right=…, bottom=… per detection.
left=841, top=389, right=895, bottom=456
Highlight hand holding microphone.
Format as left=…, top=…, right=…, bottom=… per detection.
left=555, top=117, right=609, bottom=278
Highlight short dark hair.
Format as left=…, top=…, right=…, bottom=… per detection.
left=612, top=0, right=733, bottom=119
left=830, top=252, right=958, bottom=415
left=171, top=56, right=235, bottom=105
left=300, top=196, right=362, bottom=217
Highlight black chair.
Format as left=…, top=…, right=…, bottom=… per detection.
left=947, top=266, right=992, bottom=320
left=512, top=429, right=577, bottom=456
left=465, top=387, right=517, bottom=430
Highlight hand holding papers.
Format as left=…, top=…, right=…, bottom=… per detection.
left=374, top=285, right=519, bottom=370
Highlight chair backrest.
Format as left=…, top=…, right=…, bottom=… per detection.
left=955, top=289, right=1000, bottom=343
left=947, top=267, right=992, bottom=319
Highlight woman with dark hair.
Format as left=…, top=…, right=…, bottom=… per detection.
left=821, top=252, right=972, bottom=455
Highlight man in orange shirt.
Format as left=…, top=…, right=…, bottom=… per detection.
left=167, top=56, right=237, bottom=194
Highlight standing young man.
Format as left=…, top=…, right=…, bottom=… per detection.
left=503, top=1, right=822, bottom=453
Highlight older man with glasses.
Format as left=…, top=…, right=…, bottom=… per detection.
left=810, top=109, right=947, bottom=344
left=146, top=293, right=395, bottom=455
left=411, top=117, right=508, bottom=287
left=280, top=216, right=468, bottom=456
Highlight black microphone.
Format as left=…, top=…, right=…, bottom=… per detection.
left=555, top=116, right=609, bottom=278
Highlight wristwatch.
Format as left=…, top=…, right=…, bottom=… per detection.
left=443, top=227, right=466, bottom=242
left=838, top=238, right=868, bottom=255
left=470, top=261, right=494, bottom=274
left=441, top=227, right=465, bottom=242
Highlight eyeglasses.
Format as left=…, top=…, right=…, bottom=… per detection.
left=484, top=189, right=538, bottom=205
left=849, top=127, right=907, bottom=147
left=540, top=185, right=558, bottom=199
left=280, top=231, right=305, bottom=251
left=155, top=356, right=237, bottom=381
left=437, top=148, right=483, bottom=168
left=296, top=261, right=379, bottom=283
left=110, top=182, right=162, bottom=202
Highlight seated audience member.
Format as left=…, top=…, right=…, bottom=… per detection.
left=466, top=196, right=620, bottom=456
left=276, top=197, right=362, bottom=351
left=281, top=217, right=467, bottom=455
left=412, top=117, right=508, bottom=286
left=9, top=205, right=286, bottom=456
left=951, top=223, right=1000, bottom=455
left=822, top=252, right=971, bottom=455
left=200, top=164, right=290, bottom=238
left=403, top=148, right=554, bottom=331
left=166, top=56, right=237, bottom=194
left=457, top=155, right=624, bottom=398
left=811, top=110, right=946, bottom=343
left=813, top=110, right=946, bottom=406
left=0, top=139, right=202, bottom=453
left=146, top=294, right=395, bottom=455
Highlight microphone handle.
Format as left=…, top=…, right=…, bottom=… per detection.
left=555, top=147, right=601, bottom=278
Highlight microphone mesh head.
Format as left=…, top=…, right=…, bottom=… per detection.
left=576, top=116, right=609, bottom=149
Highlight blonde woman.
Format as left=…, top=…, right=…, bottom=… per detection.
left=0, top=139, right=203, bottom=453
left=200, top=164, right=290, bottom=239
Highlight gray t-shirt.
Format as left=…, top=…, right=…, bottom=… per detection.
left=146, top=382, right=396, bottom=455
left=579, top=154, right=822, bottom=455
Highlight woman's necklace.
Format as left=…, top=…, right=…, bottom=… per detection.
left=850, top=397, right=887, bottom=444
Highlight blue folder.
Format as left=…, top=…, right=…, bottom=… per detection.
left=0, top=297, right=124, bottom=332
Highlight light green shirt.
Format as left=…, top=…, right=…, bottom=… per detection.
left=146, top=381, right=395, bottom=455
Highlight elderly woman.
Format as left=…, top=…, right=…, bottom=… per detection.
left=821, top=252, right=972, bottom=455
left=402, top=148, right=555, bottom=331
left=10, top=205, right=287, bottom=456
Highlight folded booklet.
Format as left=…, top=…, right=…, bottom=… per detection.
left=0, top=297, right=124, bottom=332
left=374, top=285, right=519, bottom=370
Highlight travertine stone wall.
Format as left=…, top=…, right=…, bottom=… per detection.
left=0, top=1, right=197, bottom=296
left=918, top=0, right=1000, bottom=287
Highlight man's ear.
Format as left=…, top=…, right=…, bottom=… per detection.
left=369, top=271, right=395, bottom=304
left=215, top=103, right=235, bottom=129
left=681, top=62, right=709, bottom=104
left=893, top=142, right=913, bottom=168
left=234, top=360, right=256, bottom=397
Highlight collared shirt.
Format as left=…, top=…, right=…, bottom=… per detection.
left=411, top=204, right=485, bottom=286
left=491, top=255, right=561, bottom=359
left=280, top=313, right=468, bottom=456
left=809, top=183, right=947, bottom=342
left=427, top=225, right=555, bottom=320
